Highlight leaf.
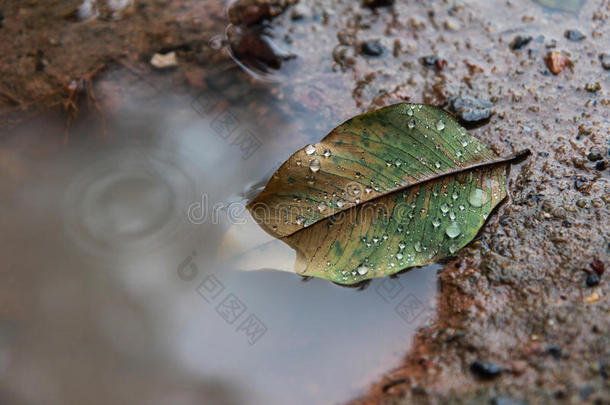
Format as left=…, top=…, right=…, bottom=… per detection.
left=247, top=103, right=529, bottom=284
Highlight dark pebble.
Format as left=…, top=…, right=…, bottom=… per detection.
left=564, top=29, right=586, bottom=41
left=588, top=150, right=603, bottom=161
left=491, top=397, right=529, bottom=405
left=547, top=345, right=562, bottom=360
left=510, top=35, right=532, bottom=50
left=363, top=0, right=394, bottom=8
left=470, top=360, right=501, bottom=379
left=595, top=160, right=606, bottom=171
left=591, top=259, right=605, bottom=276
left=586, top=273, right=600, bottom=287
left=361, top=40, right=384, bottom=57
left=448, top=95, right=492, bottom=123
left=420, top=55, right=446, bottom=69
left=601, top=53, right=610, bottom=70
left=574, top=177, right=587, bottom=190
left=0, top=10, right=3, bottom=29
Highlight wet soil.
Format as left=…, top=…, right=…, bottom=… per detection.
left=1, top=0, right=609, bottom=404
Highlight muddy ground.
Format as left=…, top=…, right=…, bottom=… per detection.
left=1, top=0, right=608, bottom=404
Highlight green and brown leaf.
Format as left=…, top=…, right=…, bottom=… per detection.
left=247, top=103, right=529, bottom=284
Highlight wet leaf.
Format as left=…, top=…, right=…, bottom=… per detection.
left=247, top=104, right=529, bottom=284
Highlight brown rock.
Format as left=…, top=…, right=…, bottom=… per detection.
left=545, top=51, right=572, bottom=75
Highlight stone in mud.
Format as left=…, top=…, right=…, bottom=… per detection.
left=228, top=0, right=298, bottom=26
left=585, top=82, right=601, bottom=93
left=574, top=177, right=587, bottom=190
left=585, top=273, right=600, bottom=287
left=363, top=0, right=394, bottom=8
left=290, top=3, right=309, bottom=20
left=564, top=29, right=586, bottom=41
left=470, top=360, right=502, bottom=379
left=361, top=40, right=384, bottom=56
left=228, top=25, right=295, bottom=73
left=545, top=51, right=572, bottom=75
left=547, top=345, right=562, bottom=360
left=591, top=259, right=605, bottom=276
left=150, top=52, right=178, bottom=69
left=448, top=95, right=492, bottom=123
left=600, top=53, right=610, bottom=70
left=587, top=149, right=603, bottom=161
left=421, top=55, right=447, bottom=70
left=510, top=35, right=532, bottom=50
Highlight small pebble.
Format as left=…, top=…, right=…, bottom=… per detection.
left=361, top=40, right=384, bottom=56
left=545, top=51, right=572, bottom=75
left=595, top=160, right=607, bottom=171
left=585, top=82, right=601, bottom=92
left=470, top=360, right=501, bottom=379
left=591, top=259, right=605, bottom=276
left=291, top=4, right=309, bottom=20
left=585, top=291, right=600, bottom=304
left=574, top=178, right=587, bottom=190
left=448, top=95, right=492, bottom=123
left=600, top=53, right=610, bottom=70
left=363, top=0, right=394, bottom=8
left=510, top=35, right=532, bottom=50
left=150, top=51, right=178, bottom=69
left=547, top=345, right=562, bottom=360
left=586, top=273, right=600, bottom=287
left=587, top=150, right=603, bottom=161
left=564, top=29, right=586, bottom=41
left=444, top=19, right=460, bottom=31
left=421, top=55, right=447, bottom=69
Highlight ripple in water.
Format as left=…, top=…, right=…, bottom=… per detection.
left=63, top=149, right=196, bottom=259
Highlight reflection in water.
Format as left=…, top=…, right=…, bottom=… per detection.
left=0, top=68, right=439, bottom=405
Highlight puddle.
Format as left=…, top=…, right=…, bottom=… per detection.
left=0, top=68, right=440, bottom=405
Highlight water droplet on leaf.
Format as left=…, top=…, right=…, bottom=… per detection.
left=309, top=159, right=321, bottom=172
left=445, top=222, right=461, bottom=238
left=468, top=188, right=488, bottom=207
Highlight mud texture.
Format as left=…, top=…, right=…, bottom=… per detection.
left=1, top=0, right=609, bottom=404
